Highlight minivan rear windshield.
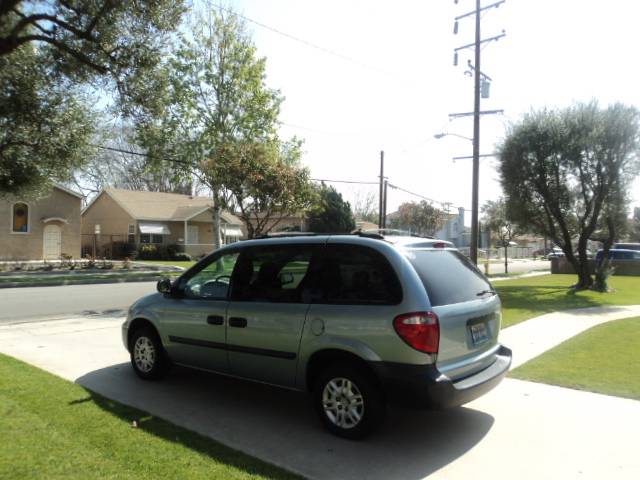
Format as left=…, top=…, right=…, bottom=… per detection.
left=403, top=249, right=493, bottom=306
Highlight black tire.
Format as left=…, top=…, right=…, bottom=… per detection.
left=313, top=363, right=386, bottom=440
left=129, top=326, right=170, bottom=380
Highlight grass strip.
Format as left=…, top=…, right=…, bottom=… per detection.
left=510, top=317, right=640, bottom=400
left=0, top=354, right=300, bottom=480
left=494, top=274, right=640, bottom=328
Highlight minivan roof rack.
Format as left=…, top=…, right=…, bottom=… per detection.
left=362, top=228, right=434, bottom=239
left=252, top=231, right=385, bottom=240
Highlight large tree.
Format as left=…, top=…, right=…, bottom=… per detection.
left=0, top=1, right=185, bottom=196
left=307, top=184, right=356, bottom=233
left=0, top=2, right=184, bottom=86
left=0, top=42, right=95, bottom=196
left=136, top=9, right=309, bottom=248
left=135, top=9, right=295, bottom=249
left=498, top=102, right=640, bottom=289
left=482, top=198, right=519, bottom=274
left=388, top=201, right=445, bottom=237
left=202, top=139, right=314, bottom=238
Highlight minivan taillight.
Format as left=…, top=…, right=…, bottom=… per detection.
left=393, top=312, right=440, bottom=353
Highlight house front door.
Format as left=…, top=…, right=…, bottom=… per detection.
left=187, top=225, right=199, bottom=244
left=43, top=224, right=61, bottom=259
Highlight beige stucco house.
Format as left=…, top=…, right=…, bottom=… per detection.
left=81, top=188, right=243, bottom=258
left=0, top=184, right=82, bottom=260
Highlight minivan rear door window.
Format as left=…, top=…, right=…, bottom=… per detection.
left=403, top=249, right=493, bottom=306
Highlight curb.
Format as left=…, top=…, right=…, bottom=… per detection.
left=0, top=275, right=168, bottom=289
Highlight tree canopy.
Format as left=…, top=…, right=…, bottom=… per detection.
left=0, top=42, right=95, bottom=196
left=498, top=101, right=640, bottom=288
left=202, top=140, right=314, bottom=238
left=0, top=2, right=184, bottom=86
left=307, top=184, right=356, bottom=233
left=0, top=1, right=185, bottom=196
left=388, top=201, right=445, bottom=236
left=134, top=9, right=310, bottom=246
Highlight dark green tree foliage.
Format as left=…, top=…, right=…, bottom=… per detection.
left=0, top=1, right=185, bottom=196
left=498, top=102, right=640, bottom=289
left=0, top=2, right=184, bottom=90
left=0, top=43, right=95, bottom=196
left=307, top=184, right=356, bottom=233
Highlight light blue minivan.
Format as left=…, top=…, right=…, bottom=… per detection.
left=123, top=232, right=512, bottom=439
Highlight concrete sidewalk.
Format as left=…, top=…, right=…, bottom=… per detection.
left=1, top=311, right=639, bottom=479
left=501, top=304, right=640, bottom=368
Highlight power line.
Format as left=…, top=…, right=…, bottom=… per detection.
left=387, top=183, right=444, bottom=205
left=213, top=3, right=393, bottom=76
left=311, top=178, right=379, bottom=185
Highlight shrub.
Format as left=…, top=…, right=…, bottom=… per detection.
left=137, top=244, right=166, bottom=260
left=170, top=252, right=192, bottom=261
left=112, top=241, right=138, bottom=260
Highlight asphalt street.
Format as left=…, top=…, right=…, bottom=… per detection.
left=0, top=282, right=156, bottom=324
left=0, top=260, right=549, bottom=324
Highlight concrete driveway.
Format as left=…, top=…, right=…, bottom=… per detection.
left=1, top=315, right=639, bottom=480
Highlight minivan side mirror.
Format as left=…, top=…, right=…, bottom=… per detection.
left=157, top=277, right=173, bottom=295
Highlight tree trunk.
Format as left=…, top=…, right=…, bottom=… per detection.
left=212, top=206, right=222, bottom=250
left=594, top=217, right=616, bottom=292
left=575, top=235, right=593, bottom=289
left=504, top=245, right=508, bottom=274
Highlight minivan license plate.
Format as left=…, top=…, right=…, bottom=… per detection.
left=470, top=323, right=489, bottom=345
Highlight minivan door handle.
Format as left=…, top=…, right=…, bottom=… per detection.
left=206, top=315, right=224, bottom=325
left=229, top=317, right=247, bottom=328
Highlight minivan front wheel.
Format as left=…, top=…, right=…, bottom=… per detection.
left=130, top=327, right=169, bottom=380
left=313, top=364, right=385, bottom=439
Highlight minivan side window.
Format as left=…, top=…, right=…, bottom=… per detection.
left=310, top=244, right=402, bottom=305
left=181, top=252, right=239, bottom=300
left=231, top=245, right=313, bottom=303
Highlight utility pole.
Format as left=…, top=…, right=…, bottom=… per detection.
left=452, top=0, right=506, bottom=265
left=471, top=0, right=481, bottom=265
left=378, top=150, right=384, bottom=228
left=382, top=179, right=388, bottom=228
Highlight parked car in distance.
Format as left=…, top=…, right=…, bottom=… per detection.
left=595, top=249, right=640, bottom=262
left=613, top=243, right=640, bottom=251
left=122, top=231, right=511, bottom=439
left=547, top=247, right=564, bottom=260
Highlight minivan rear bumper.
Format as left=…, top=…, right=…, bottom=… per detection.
left=370, top=345, right=512, bottom=409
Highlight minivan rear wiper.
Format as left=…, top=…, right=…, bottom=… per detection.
left=476, top=289, right=497, bottom=296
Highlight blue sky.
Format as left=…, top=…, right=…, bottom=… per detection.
left=217, top=0, right=640, bottom=221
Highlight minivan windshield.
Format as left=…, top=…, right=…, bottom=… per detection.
left=403, top=249, right=494, bottom=306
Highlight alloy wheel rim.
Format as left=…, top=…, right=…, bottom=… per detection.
left=322, top=377, right=365, bottom=429
left=133, top=336, right=156, bottom=373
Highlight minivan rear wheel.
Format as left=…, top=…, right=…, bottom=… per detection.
left=313, top=364, right=385, bottom=439
left=130, top=326, right=170, bottom=380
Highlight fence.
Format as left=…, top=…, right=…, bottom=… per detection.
left=81, top=234, right=132, bottom=260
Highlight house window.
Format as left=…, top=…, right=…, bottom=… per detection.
left=12, top=203, right=29, bottom=233
left=140, top=234, right=164, bottom=244
left=128, top=224, right=135, bottom=243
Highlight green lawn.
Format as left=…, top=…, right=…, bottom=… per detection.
left=495, top=274, right=640, bottom=328
left=510, top=316, right=640, bottom=400
left=0, top=354, right=299, bottom=480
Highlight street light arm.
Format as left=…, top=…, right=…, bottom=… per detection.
left=434, top=132, right=474, bottom=142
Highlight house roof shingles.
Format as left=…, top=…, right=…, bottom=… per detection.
left=105, top=188, right=241, bottom=224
